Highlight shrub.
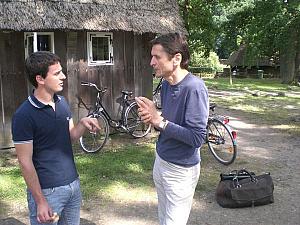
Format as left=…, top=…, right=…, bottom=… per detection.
left=190, top=52, right=223, bottom=73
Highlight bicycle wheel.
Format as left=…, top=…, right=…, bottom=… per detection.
left=125, top=102, right=151, bottom=138
left=206, top=119, right=237, bottom=165
left=79, top=113, right=109, bottom=153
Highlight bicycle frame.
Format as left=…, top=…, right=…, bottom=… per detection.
left=153, top=77, right=163, bottom=95
left=95, top=94, right=133, bottom=130
left=79, top=82, right=135, bottom=131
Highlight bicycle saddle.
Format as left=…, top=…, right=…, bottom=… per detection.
left=210, top=103, right=216, bottom=111
left=121, top=90, right=133, bottom=96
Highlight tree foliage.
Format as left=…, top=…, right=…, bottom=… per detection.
left=178, top=0, right=300, bottom=83
left=178, top=0, right=219, bottom=57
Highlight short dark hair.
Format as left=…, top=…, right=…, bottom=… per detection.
left=150, top=33, right=190, bottom=70
left=25, top=51, right=61, bottom=88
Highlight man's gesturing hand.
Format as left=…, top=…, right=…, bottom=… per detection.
left=135, top=97, right=163, bottom=127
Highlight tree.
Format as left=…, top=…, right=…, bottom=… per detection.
left=242, top=0, right=300, bottom=84
left=178, top=0, right=300, bottom=84
left=178, top=0, right=219, bottom=57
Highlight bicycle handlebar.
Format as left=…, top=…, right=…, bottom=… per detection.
left=81, top=81, right=90, bottom=86
left=80, top=81, right=106, bottom=93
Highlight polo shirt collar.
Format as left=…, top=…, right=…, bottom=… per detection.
left=28, top=93, right=61, bottom=108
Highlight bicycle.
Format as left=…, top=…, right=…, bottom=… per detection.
left=206, top=103, right=237, bottom=165
left=153, top=76, right=163, bottom=109
left=77, top=81, right=151, bottom=153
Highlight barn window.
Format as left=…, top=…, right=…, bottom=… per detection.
left=24, top=32, right=55, bottom=58
left=87, top=32, right=113, bottom=66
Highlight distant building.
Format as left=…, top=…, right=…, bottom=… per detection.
left=221, top=45, right=280, bottom=78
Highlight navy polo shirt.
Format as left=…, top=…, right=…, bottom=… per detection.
left=12, top=94, right=78, bottom=189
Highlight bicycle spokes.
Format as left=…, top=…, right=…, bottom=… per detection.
left=207, top=119, right=237, bottom=165
left=125, top=102, right=151, bottom=138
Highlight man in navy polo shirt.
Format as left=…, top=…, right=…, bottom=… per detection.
left=12, top=51, right=100, bottom=225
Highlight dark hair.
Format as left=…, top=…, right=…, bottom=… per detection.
left=150, top=33, right=190, bottom=70
left=25, top=51, right=61, bottom=87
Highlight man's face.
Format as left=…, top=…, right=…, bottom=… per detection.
left=42, top=62, right=66, bottom=93
left=150, top=44, right=174, bottom=78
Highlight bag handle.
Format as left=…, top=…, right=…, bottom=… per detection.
left=237, top=169, right=256, bottom=180
left=233, top=169, right=257, bottom=188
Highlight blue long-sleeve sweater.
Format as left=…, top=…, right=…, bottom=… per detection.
left=156, top=73, right=209, bottom=166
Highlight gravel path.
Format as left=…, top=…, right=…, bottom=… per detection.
left=1, top=107, right=299, bottom=225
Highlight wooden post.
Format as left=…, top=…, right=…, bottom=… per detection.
left=229, top=65, right=233, bottom=85
left=0, top=65, right=5, bottom=129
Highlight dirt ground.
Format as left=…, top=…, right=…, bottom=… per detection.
left=1, top=106, right=300, bottom=225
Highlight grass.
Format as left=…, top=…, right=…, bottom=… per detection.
left=0, top=140, right=156, bottom=204
left=204, top=77, right=300, bottom=135
left=204, top=77, right=297, bottom=92
left=75, top=140, right=155, bottom=201
left=0, top=77, right=299, bottom=214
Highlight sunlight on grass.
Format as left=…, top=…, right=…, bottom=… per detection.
left=76, top=142, right=156, bottom=201
left=205, top=78, right=300, bottom=136
left=127, top=163, right=144, bottom=173
left=231, top=104, right=264, bottom=113
left=0, top=173, right=26, bottom=201
left=272, top=124, right=300, bottom=135
left=103, top=181, right=156, bottom=202
left=204, top=78, right=299, bottom=92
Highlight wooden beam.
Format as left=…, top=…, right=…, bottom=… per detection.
left=0, top=65, right=5, bottom=128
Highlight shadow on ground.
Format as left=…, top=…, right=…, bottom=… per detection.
left=81, top=198, right=158, bottom=225
left=0, top=217, right=96, bottom=225
left=80, top=218, right=96, bottom=225
left=0, top=217, right=25, bottom=225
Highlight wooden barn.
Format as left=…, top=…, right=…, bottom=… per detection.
left=224, top=45, right=280, bottom=78
left=0, top=0, right=186, bottom=149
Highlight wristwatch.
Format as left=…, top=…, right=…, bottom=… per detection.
left=158, top=118, right=168, bottom=131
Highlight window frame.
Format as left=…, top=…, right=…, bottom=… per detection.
left=24, top=32, right=55, bottom=58
left=87, top=32, right=114, bottom=66
left=24, top=32, right=55, bottom=95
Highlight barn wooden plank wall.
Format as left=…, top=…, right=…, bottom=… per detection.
left=0, top=32, right=28, bottom=149
left=69, top=31, right=153, bottom=122
left=0, top=30, right=153, bottom=149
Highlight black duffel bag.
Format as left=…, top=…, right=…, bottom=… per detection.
left=216, top=169, right=274, bottom=208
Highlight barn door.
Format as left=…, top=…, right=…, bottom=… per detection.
left=0, top=65, right=14, bottom=149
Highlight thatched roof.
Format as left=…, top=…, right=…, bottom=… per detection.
left=0, top=0, right=186, bottom=34
left=225, top=45, right=278, bottom=67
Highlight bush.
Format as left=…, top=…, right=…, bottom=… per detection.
left=190, top=52, right=223, bottom=73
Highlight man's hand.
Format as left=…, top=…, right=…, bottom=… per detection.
left=80, top=117, right=101, bottom=133
left=69, top=117, right=101, bottom=141
left=36, top=199, right=53, bottom=223
left=135, top=97, right=163, bottom=127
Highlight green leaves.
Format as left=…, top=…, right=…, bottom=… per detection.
left=178, top=0, right=300, bottom=83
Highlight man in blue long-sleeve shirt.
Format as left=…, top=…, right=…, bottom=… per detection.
left=136, top=33, right=209, bottom=225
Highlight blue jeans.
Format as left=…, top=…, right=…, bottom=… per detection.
left=153, top=153, right=200, bottom=225
left=27, top=178, right=82, bottom=225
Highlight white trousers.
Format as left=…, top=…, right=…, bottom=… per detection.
left=153, top=153, right=200, bottom=225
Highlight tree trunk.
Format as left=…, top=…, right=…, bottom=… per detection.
left=280, top=51, right=295, bottom=84
left=294, top=35, right=300, bottom=83
left=280, top=27, right=297, bottom=84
